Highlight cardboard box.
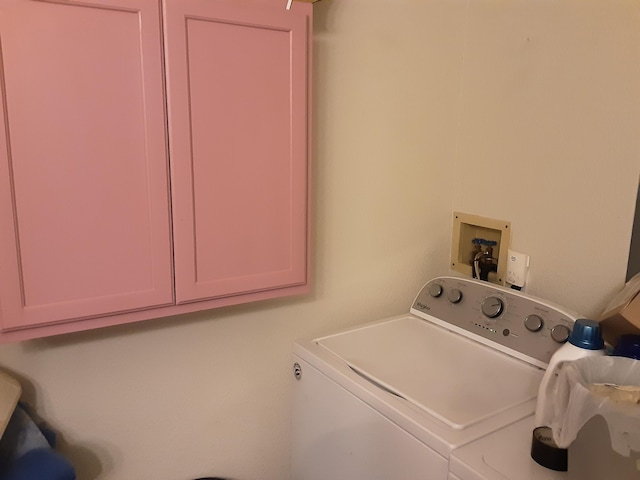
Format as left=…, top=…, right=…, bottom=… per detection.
left=599, top=273, right=640, bottom=346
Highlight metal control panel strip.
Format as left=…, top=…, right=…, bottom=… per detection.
left=410, top=277, right=579, bottom=368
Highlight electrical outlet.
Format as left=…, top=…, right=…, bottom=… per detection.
left=506, top=249, right=529, bottom=287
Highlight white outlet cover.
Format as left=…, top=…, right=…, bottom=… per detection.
left=506, top=249, right=529, bottom=287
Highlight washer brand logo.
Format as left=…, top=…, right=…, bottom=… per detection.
left=416, top=302, right=430, bottom=311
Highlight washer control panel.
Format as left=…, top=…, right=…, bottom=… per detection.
left=410, top=276, right=578, bottom=367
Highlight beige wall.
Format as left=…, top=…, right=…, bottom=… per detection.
left=453, top=0, right=640, bottom=312
left=1, top=1, right=639, bottom=479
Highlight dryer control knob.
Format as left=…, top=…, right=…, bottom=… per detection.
left=481, top=296, right=504, bottom=318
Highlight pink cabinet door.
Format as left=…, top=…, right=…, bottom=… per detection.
left=0, top=0, right=173, bottom=331
left=163, top=0, right=311, bottom=303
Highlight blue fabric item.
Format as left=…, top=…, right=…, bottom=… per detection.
left=0, top=405, right=75, bottom=480
left=0, top=405, right=50, bottom=460
left=2, top=448, right=75, bottom=480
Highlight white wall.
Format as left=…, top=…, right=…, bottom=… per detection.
left=0, top=1, right=639, bottom=479
left=453, top=0, right=640, bottom=313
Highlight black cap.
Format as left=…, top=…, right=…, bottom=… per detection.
left=531, top=426, right=567, bottom=471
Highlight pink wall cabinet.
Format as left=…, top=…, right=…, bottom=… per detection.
left=0, top=0, right=312, bottom=342
left=0, top=0, right=174, bottom=334
left=163, top=0, right=310, bottom=305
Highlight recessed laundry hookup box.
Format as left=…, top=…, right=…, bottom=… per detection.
left=450, top=212, right=511, bottom=286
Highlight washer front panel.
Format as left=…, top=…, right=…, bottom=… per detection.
left=291, top=356, right=449, bottom=480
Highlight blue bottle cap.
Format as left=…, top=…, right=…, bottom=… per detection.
left=568, top=319, right=604, bottom=350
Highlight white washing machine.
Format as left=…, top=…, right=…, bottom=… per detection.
left=291, top=276, right=579, bottom=480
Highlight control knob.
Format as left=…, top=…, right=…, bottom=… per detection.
left=447, top=289, right=463, bottom=304
left=428, top=283, right=443, bottom=298
left=551, top=324, right=571, bottom=343
left=524, top=314, right=544, bottom=332
left=481, top=296, right=504, bottom=318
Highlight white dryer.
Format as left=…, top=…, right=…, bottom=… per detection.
left=291, top=276, right=579, bottom=479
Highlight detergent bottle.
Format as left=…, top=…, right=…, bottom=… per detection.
left=531, top=318, right=606, bottom=471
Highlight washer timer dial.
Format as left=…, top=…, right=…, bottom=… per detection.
left=481, top=296, right=504, bottom=318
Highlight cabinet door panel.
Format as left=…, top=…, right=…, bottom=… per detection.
left=164, top=0, right=310, bottom=303
left=0, top=0, right=173, bottom=330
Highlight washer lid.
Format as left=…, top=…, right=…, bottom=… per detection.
left=317, top=316, right=543, bottom=430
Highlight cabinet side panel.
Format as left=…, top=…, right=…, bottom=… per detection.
left=0, top=0, right=173, bottom=330
left=166, top=0, right=310, bottom=303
